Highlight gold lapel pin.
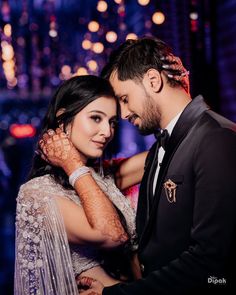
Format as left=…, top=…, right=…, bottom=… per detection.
left=163, top=179, right=177, bottom=203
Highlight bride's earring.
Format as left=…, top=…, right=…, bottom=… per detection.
left=65, top=125, right=72, bottom=137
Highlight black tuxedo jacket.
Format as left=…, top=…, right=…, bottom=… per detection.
left=104, top=96, right=236, bottom=294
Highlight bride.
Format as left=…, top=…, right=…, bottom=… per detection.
left=14, top=75, right=145, bottom=294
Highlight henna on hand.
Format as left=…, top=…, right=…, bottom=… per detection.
left=76, top=276, right=104, bottom=295
left=161, top=54, right=190, bottom=94
left=39, top=128, right=84, bottom=174
left=75, top=176, right=128, bottom=243
left=76, top=276, right=97, bottom=287
left=40, top=129, right=128, bottom=245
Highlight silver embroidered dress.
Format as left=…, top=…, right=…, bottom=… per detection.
left=14, top=168, right=137, bottom=295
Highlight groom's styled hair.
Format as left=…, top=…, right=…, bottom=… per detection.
left=101, top=36, right=186, bottom=90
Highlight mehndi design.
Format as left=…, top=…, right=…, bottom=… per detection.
left=39, top=127, right=129, bottom=244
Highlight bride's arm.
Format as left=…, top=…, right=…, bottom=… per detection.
left=39, top=128, right=128, bottom=249
left=109, top=151, right=148, bottom=191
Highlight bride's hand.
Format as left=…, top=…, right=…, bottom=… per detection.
left=39, top=128, right=84, bottom=174
left=162, top=54, right=190, bottom=94
left=76, top=276, right=104, bottom=295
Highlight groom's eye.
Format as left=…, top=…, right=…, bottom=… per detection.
left=120, top=95, right=128, bottom=104
left=110, top=119, right=118, bottom=128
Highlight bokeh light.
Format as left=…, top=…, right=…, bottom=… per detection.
left=82, top=39, right=92, bottom=50
left=49, top=29, right=58, bottom=38
left=3, top=23, right=12, bottom=37
left=97, top=1, right=108, bottom=12
left=137, top=0, right=150, bottom=6
left=88, top=21, right=100, bottom=32
left=92, top=42, right=104, bottom=53
left=190, top=12, right=198, bottom=20
left=152, top=11, right=165, bottom=25
left=75, top=67, right=89, bottom=76
left=126, top=33, right=138, bottom=40
left=106, top=31, right=118, bottom=43
left=87, top=60, right=98, bottom=71
left=60, top=65, right=72, bottom=80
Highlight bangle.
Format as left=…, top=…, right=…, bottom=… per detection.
left=69, top=166, right=90, bottom=187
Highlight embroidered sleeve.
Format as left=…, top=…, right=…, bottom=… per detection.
left=14, top=179, right=78, bottom=295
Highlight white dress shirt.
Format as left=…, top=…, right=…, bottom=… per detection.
left=152, top=112, right=182, bottom=194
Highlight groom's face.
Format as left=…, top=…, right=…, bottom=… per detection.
left=109, top=71, right=161, bottom=134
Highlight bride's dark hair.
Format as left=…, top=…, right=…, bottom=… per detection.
left=28, top=75, right=117, bottom=188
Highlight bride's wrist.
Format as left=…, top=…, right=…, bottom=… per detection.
left=68, top=166, right=90, bottom=187
left=63, top=159, right=85, bottom=176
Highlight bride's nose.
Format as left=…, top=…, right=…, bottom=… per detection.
left=99, top=121, right=112, bottom=139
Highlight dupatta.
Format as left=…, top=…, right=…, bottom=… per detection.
left=14, top=177, right=79, bottom=295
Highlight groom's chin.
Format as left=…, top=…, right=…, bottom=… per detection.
left=138, top=128, right=154, bottom=136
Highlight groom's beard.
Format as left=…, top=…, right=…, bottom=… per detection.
left=138, top=95, right=161, bottom=135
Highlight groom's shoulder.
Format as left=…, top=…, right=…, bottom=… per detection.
left=203, top=110, right=236, bottom=132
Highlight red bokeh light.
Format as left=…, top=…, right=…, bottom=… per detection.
left=10, top=124, right=36, bottom=138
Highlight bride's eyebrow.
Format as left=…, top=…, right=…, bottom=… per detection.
left=88, top=110, right=106, bottom=115
left=89, top=110, right=118, bottom=120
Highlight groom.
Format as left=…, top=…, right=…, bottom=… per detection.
left=79, top=37, right=236, bottom=294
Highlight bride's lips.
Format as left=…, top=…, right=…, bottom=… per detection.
left=92, top=141, right=106, bottom=148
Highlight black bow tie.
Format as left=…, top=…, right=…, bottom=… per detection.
left=154, top=129, right=169, bottom=150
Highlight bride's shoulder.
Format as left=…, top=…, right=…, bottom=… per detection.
left=17, top=174, right=58, bottom=202
left=20, top=174, right=55, bottom=190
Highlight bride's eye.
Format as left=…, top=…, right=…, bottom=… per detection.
left=91, top=115, right=102, bottom=123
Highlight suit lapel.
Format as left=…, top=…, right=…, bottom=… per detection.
left=136, top=141, right=158, bottom=238
left=138, top=95, right=209, bottom=250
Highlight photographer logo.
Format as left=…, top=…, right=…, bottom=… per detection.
left=208, top=276, right=226, bottom=285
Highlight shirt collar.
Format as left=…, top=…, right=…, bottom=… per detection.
left=164, top=111, right=182, bottom=136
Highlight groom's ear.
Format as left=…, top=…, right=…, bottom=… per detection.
left=143, top=68, right=162, bottom=93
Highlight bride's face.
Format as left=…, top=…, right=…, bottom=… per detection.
left=68, top=96, right=118, bottom=161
